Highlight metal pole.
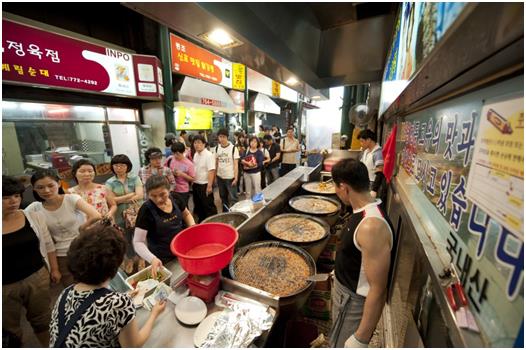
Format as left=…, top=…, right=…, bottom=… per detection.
left=159, top=24, right=175, bottom=133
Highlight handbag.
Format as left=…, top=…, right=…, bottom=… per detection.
left=122, top=199, right=140, bottom=229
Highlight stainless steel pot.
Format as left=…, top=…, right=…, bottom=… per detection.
left=201, top=212, right=249, bottom=228
left=265, top=213, right=330, bottom=261
left=289, top=195, right=342, bottom=226
left=229, top=241, right=316, bottom=314
left=301, top=181, right=336, bottom=196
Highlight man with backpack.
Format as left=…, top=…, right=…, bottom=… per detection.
left=213, top=128, right=240, bottom=211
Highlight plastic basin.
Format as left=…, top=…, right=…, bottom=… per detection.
left=170, top=223, right=239, bottom=275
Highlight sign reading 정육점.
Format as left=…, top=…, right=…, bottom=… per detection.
left=2, top=18, right=163, bottom=100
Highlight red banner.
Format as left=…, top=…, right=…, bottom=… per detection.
left=2, top=18, right=163, bottom=100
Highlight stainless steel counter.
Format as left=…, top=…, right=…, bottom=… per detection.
left=135, top=260, right=278, bottom=348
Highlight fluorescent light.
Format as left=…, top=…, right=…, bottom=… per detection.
left=48, top=108, right=70, bottom=114
left=20, top=103, right=45, bottom=111
left=208, top=29, right=234, bottom=46
left=74, top=106, right=99, bottom=112
left=286, top=77, right=298, bottom=85
left=2, top=101, right=18, bottom=109
left=311, top=95, right=321, bottom=99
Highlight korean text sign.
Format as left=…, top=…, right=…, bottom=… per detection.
left=170, top=33, right=234, bottom=89
left=396, top=77, right=523, bottom=347
left=2, top=19, right=163, bottom=100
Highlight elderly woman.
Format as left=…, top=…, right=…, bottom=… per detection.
left=68, top=159, right=117, bottom=219
left=2, top=176, right=60, bottom=346
left=25, top=170, right=101, bottom=287
left=133, top=175, right=195, bottom=278
left=49, top=219, right=165, bottom=347
left=138, top=147, right=176, bottom=199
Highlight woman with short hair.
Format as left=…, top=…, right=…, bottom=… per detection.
left=2, top=176, right=60, bottom=346
left=25, top=170, right=101, bottom=287
left=68, top=159, right=117, bottom=219
left=133, top=175, right=195, bottom=278
left=241, top=136, right=264, bottom=198
left=49, top=220, right=165, bottom=347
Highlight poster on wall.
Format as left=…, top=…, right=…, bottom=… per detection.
left=466, top=95, right=523, bottom=239
left=397, top=77, right=523, bottom=347
left=174, top=106, right=213, bottom=130
left=379, top=2, right=467, bottom=116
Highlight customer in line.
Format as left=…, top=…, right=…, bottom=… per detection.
left=68, top=159, right=117, bottom=219
left=235, top=133, right=248, bottom=194
left=280, top=126, right=300, bottom=176
left=49, top=219, right=166, bottom=347
left=259, top=137, right=271, bottom=189
left=105, top=154, right=144, bottom=273
left=241, top=136, right=264, bottom=198
left=192, top=135, right=217, bottom=222
left=263, top=134, right=281, bottom=185
left=213, top=128, right=239, bottom=211
left=138, top=147, right=176, bottom=198
left=26, top=170, right=101, bottom=287
left=2, top=176, right=60, bottom=347
left=163, top=132, right=178, bottom=157
left=164, top=141, right=195, bottom=207
left=133, top=175, right=195, bottom=278
left=329, top=158, right=394, bottom=348
left=357, top=129, right=386, bottom=201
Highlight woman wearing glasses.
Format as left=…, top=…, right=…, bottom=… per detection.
left=105, top=154, right=144, bottom=273
left=68, top=159, right=117, bottom=219
left=25, top=170, right=101, bottom=287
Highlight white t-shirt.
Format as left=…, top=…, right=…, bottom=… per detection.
left=360, top=144, right=384, bottom=182
left=193, top=149, right=216, bottom=184
left=25, top=194, right=84, bottom=256
left=213, top=143, right=240, bottom=179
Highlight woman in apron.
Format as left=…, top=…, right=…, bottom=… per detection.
left=133, top=175, right=195, bottom=277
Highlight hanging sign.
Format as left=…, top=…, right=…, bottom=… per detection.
left=232, top=62, right=246, bottom=91
left=170, top=33, right=233, bottom=89
left=2, top=18, right=163, bottom=100
left=271, top=80, right=281, bottom=98
left=174, top=106, right=213, bottom=130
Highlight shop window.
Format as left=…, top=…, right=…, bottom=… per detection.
left=2, top=101, right=105, bottom=121
left=107, top=107, right=138, bottom=122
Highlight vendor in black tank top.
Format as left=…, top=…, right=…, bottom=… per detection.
left=328, top=159, right=394, bottom=348
left=133, top=175, right=195, bottom=278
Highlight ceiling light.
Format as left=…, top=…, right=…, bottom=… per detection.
left=311, top=95, right=321, bottom=99
left=20, top=103, right=45, bottom=111
left=199, top=29, right=243, bottom=49
left=286, top=77, right=298, bottom=85
left=2, top=101, right=18, bottom=109
left=48, top=108, right=70, bottom=114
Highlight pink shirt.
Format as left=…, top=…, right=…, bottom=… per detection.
left=165, top=156, right=195, bottom=193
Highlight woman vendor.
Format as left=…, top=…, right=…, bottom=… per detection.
left=133, top=175, right=195, bottom=277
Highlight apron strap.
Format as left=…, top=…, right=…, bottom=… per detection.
left=54, top=287, right=111, bottom=347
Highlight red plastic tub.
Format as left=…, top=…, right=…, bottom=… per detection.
left=187, top=272, right=221, bottom=303
left=170, top=223, right=239, bottom=275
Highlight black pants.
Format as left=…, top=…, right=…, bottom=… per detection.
left=192, top=183, right=217, bottom=222
left=172, top=191, right=190, bottom=208
left=280, top=163, right=296, bottom=176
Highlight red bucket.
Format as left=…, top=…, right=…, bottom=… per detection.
left=170, top=223, right=238, bottom=275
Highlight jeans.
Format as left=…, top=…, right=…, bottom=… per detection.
left=217, top=176, right=238, bottom=211
left=329, top=276, right=366, bottom=347
left=265, top=167, right=280, bottom=185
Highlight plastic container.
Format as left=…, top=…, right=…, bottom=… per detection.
left=170, top=223, right=239, bottom=275
left=187, top=272, right=221, bottom=303
left=125, top=265, right=172, bottom=296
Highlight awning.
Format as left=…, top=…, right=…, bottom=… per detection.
left=176, top=77, right=241, bottom=114
left=251, top=93, right=281, bottom=115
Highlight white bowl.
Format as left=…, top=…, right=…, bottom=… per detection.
left=174, top=296, right=207, bottom=326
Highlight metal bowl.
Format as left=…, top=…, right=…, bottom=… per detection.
left=201, top=212, right=249, bottom=228
left=302, top=181, right=336, bottom=195
left=265, top=214, right=330, bottom=261
left=289, top=195, right=341, bottom=216
left=229, top=240, right=316, bottom=298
